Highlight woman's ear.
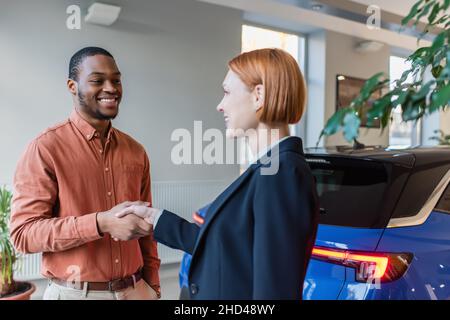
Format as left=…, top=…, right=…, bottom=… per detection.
left=253, top=84, right=265, bottom=112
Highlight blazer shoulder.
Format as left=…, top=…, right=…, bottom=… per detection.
left=256, top=149, right=309, bottom=177
left=280, top=149, right=307, bottom=162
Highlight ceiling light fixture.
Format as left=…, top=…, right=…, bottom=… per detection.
left=85, top=2, right=122, bottom=26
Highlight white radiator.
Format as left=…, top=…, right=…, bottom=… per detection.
left=15, top=180, right=228, bottom=281
left=152, top=180, right=228, bottom=264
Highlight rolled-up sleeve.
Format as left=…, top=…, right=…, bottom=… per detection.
left=10, top=139, right=102, bottom=254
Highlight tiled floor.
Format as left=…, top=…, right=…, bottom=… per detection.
left=30, top=263, right=181, bottom=300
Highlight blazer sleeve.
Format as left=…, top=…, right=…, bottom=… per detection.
left=153, top=210, right=200, bottom=255
left=252, top=158, right=318, bottom=300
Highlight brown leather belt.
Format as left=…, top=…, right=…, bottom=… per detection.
left=51, top=269, right=143, bottom=292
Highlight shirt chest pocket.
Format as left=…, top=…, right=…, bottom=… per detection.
left=113, top=163, right=145, bottom=200
left=122, top=164, right=144, bottom=176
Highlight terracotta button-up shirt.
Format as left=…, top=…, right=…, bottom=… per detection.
left=10, top=110, right=160, bottom=291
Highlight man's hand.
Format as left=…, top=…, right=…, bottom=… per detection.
left=115, top=205, right=161, bottom=225
left=96, top=201, right=153, bottom=241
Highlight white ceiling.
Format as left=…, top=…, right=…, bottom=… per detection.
left=197, top=0, right=431, bottom=51
left=348, top=0, right=419, bottom=16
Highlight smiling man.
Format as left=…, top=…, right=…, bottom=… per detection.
left=10, top=47, right=161, bottom=300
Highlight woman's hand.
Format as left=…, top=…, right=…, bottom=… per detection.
left=97, top=201, right=153, bottom=241
left=115, top=205, right=161, bottom=225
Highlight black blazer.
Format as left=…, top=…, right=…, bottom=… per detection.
left=154, top=137, right=319, bottom=300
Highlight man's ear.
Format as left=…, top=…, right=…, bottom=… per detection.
left=253, top=84, right=265, bottom=112
left=67, top=79, right=77, bottom=96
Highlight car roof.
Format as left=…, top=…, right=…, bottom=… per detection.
left=304, top=145, right=450, bottom=167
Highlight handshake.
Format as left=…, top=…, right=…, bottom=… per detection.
left=96, top=201, right=161, bottom=241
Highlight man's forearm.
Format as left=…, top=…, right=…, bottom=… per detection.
left=10, top=212, right=102, bottom=254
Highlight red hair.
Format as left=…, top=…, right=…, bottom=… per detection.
left=228, top=48, right=307, bottom=124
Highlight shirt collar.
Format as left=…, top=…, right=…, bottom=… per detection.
left=69, top=109, right=114, bottom=141
left=250, top=135, right=293, bottom=164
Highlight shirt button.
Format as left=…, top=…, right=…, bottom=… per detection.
left=107, top=192, right=112, bottom=196
left=99, top=149, right=103, bottom=154
left=105, top=167, right=109, bottom=172
left=115, top=259, right=119, bottom=264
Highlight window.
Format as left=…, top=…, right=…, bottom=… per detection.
left=239, top=25, right=306, bottom=173
left=392, top=165, right=450, bottom=219
left=389, top=56, right=421, bottom=148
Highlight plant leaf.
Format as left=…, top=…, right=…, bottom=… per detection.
left=392, top=90, right=410, bottom=109
left=428, top=2, right=440, bottom=24
left=415, top=1, right=434, bottom=27
left=432, top=65, right=444, bottom=78
left=402, top=0, right=424, bottom=25
left=322, top=108, right=348, bottom=136
left=431, top=31, right=446, bottom=53
left=342, top=112, right=361, bottom=142
left=412, top=80, right=435, bottom=101
left=430, top=84, right=450, bottom=111
left=367, top=94, right=392, bottom=122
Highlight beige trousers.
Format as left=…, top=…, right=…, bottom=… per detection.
left=43, top=278, right=158, bottom=300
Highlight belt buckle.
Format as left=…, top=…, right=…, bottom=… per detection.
left=108, top=281, right=114, bottom=292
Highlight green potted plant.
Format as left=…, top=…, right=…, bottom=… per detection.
left=430, top=129, right=450, bottom=144
left=0, top=186, right=35, bottom=300
left=320, top=0, right=449, bottom=144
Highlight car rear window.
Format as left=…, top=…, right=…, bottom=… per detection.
left=306, top=156, right=406, bottom=228
left=435, top=182, right=450, bottom=215
left=392, top=164, right=450, bottom=219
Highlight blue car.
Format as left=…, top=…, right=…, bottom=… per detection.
left=179, top=204, right=210, bottom=299
left=303, top=145, right=450, bottom=300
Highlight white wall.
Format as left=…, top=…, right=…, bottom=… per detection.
left=304, top=30, right=391, bottom=147
left=0, top=0, right=242, bottom=186
left=324, top=31, right=390, bottom=147
left=441, top=110, right=450, bottom=135
left=422, top=111, right=441, bottom=146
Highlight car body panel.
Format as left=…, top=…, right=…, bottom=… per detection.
left=303, top=224, right=385, bottom=299
left=331, top=212, right=450, bottom=300
left=314, top=224, right=384, bottom=251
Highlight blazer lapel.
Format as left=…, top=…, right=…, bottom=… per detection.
left=190, top=137, right=305, bottom=260
left=191, top=163, right=259, bottom=257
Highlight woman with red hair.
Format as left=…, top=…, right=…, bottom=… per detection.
left=118, top=48, right=319, bottom=300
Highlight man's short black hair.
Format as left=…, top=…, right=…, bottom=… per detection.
left=68, top=47, right=114, bottom=81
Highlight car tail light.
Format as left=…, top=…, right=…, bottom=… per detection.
left=311, top=246, right=413, bottom=283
